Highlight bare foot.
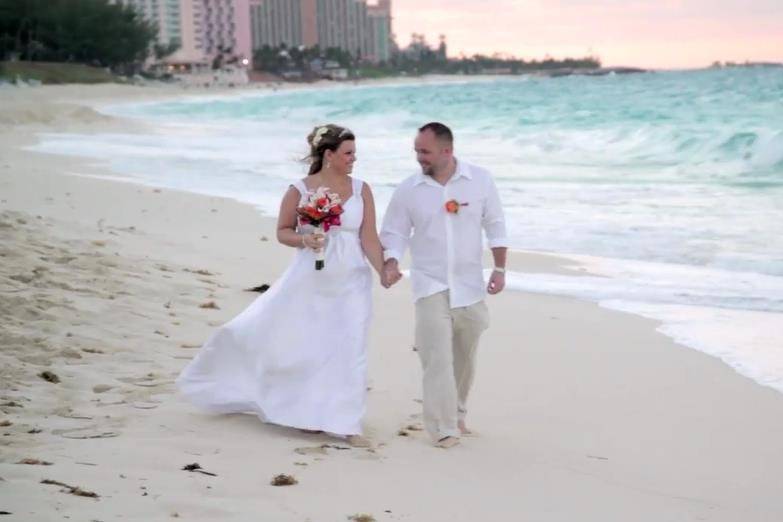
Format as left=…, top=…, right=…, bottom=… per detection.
left=435, top=436, right=460, bottom=449
left=458, top=420, right=476, bottom=436
left=347, top=435, right=372, bottom=448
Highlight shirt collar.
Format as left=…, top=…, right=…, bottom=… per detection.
left=453, top=158, right=472, bottom=180
left=414, top=158, right=471, bottom=186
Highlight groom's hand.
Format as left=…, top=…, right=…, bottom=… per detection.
left=383, top=259, right=403, bottom=288
left=487, top=270, right=505, bottom=295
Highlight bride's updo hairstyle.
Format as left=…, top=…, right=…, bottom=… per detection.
left=305, top=124, right=355, bottom=175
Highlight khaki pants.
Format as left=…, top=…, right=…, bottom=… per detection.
left=414, top=291, right=490, bottom=440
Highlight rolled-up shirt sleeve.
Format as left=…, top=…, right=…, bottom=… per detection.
left=482, top=175, right=509, bottom=249
left=380, top=185, right=412, bottom=261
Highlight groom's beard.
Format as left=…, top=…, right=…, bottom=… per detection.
left=420, top=163, right=434, bottom=176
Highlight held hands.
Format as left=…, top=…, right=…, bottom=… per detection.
left=380, top=262, right=504, bottom=291
left=381, top=259, right=403, bottom=289
left=487, top=269, right=505, bottom=295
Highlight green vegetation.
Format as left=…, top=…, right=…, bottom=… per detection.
left=0, top=0, right=156, bottom=73
left=253, top=44, right=354, bottom=74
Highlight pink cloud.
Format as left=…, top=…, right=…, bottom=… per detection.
left=391, top=0, right=782, bottom=68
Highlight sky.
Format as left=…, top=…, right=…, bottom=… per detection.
left=391, top=0, right=783, bottom=69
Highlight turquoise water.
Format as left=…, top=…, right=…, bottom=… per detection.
left=33, top=67, right=783, bottom=392
left=107, top=68, right=783, bottom=275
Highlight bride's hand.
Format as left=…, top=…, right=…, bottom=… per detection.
left=302, top=233, right=325, bottom=251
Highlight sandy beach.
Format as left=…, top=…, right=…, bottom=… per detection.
left=1, top=83, right=783, bottom=521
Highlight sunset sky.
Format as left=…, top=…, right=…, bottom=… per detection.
left=391, top=0, right=782, bottom=69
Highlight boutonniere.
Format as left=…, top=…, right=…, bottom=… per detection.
left=445, top=199, right=469, bottom=214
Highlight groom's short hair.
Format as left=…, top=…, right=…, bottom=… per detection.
left=419, top=122, right=453, bottom=146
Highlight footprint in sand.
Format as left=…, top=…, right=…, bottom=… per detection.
left=294, top=446, right=328, bottom=456
left=185, top=268, right=217, bottom=277
left=53, top=427, right=120, bottom=439
left=59, top=349, right=82, bottom=359
left=294, top=444, right=352, bottom=456
left=117, top=375, right=170, bottom=388
left=129, top=401, right=161, bottom=410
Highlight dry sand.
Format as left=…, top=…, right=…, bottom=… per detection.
left=1, top=83, right=782, bottom=521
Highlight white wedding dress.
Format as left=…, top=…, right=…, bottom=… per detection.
left=176, top=177, right=372, bottom=435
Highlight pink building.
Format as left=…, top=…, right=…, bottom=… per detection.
left=302, top=0, right=318, bottom=47
left=248, top=0, right=392, bottom=63
left=197, top=0, right=252, bottom=63
left=117, top=0, right=253, bottom=66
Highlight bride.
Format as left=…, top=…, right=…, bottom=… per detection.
left=176, top=124, right=390, bottom=447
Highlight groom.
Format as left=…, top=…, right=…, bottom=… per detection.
left=381, top=122, right=508, bottom=448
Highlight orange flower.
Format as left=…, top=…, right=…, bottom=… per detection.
left=329, top=204, right=343, bottom=215
left=445, top=199, right=468, bottom=214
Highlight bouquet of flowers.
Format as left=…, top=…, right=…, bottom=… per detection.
left=296, top=187, right=344, bottom=270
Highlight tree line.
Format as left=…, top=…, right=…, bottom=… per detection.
left=0, top=0, right=156, bottom=70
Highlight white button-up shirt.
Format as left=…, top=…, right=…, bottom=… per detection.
left=380, top=159, right=509, bottom=308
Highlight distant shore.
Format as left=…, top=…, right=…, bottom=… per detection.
left=2, top=59, right=654, bottom=88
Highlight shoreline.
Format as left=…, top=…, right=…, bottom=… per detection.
left=11, top=80, right=783, bottom=397
left=2, top=83, right=783, bottom=521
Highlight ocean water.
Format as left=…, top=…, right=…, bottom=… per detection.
left=32, top=68, right=783, bottom=392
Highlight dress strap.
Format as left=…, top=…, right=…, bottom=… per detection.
left=291, top=179, right=308, bottom=196
left=351, top=177, right=364, bottom=199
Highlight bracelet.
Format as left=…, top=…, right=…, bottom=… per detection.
left=301, top=235, right=306, bottom=248
left=493, top=267, right=506, bottom=273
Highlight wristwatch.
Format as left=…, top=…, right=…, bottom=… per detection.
left=493, top=267, right=506, bottom=273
